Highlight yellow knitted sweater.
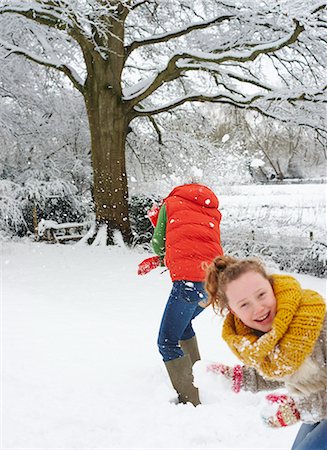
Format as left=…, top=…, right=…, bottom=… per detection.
left=222, top=274, right=326, bottom=379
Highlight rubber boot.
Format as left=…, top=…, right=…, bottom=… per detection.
left=179, top=335, right=201, bottom=365
left=164, top=354, right=201, bottom=406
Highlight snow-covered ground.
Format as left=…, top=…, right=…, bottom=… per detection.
left=2, top=242, right=326, bottom=449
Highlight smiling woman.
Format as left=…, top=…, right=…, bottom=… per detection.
left=203, top=255, right=327, bottom=450
left=225, top=270, right=277, bottom=333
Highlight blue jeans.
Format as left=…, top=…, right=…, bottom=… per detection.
left=157, top=280, right=206, bottom=362
left=291, top=420, right=327, bottom=450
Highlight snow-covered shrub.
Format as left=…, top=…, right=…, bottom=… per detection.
left=20, top=179, right=91, bottom=235
left=297, top=242, right=327, bottom=278
left=129, top=194, right=161, bottom=247
left=0, top=175, right=93, bottom=240
left=0, top=180, right=27, bottom=237
left=222, top=233, right=327, bottom=278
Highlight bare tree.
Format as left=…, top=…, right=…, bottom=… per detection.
left=0, top=0, right=326, bottom=243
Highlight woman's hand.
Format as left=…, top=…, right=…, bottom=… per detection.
left=193, top=360, right=244, bottom=393
left=261, top=393, right=301, bottom=427
left=206, top=362, right=244, bottom=393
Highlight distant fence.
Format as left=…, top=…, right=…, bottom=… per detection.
left=221, top=229, right=326, bottom=278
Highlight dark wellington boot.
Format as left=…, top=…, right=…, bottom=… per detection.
left=179, top=335, right=201, bottom=365
left=164, top=354, right=201, bottom=406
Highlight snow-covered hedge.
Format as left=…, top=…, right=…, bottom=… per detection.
left=0, top=180, right=27, bottom=239
left=0, top=178, right=91, bottom=238
left=222, top=232, right=326, bottom=278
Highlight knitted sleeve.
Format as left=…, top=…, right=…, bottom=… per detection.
left=151, top=203, right=167, bottom=258
left=242, top=366, right=283, bottom=393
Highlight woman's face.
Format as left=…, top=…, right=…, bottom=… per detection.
left=225, top=270, right=277, bottom=332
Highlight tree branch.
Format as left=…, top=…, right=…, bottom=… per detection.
left=125, top=19, right=304, bottom=109
left=130, top=0, right=154, bottom=10
left=0, top=2, right=71, bottom=30
left=223, top=71, right=272, bottom=92
left=0, top=39, right=84, bottom=93
left=148, top=115, right=163, bottom=144
left=174, top=19, right=304, bottom=66
left=133, top=92, right=262, bottom=117
left=124, top=53, right=183, bottom=107
left=125, top=13, right=234, bottom=57
left=132, top=88, right=327, bottom=135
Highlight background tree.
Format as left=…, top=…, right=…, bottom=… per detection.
left=242, top=115, right=326, bottom=181
left=0, top=56, right=92, bottom=237
left=205, top=106, right=326, bottom=182
left=0, top=0, right=326, bottom=243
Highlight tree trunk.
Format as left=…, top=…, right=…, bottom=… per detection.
left=84, top=58, right=133, bottom=245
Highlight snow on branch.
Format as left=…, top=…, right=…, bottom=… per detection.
left=0, top=38, right=84, bottom=92
left=130, top=0, right=153, bottom=9
left=124, top=19, right=304, bottom=108
left=125, top=13, right=235, bottom=57
left=0, top=2, right=72, bottom=29
left=216, top=68, right=275, bottom=92
left=174, top=20, right=304, bottom=66
left=133, top=87, right=327, bottom=135
left=124, top=54, right=182, bottom=105
left=133, top=91, right=264, bottom=116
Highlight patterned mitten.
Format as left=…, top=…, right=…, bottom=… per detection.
left=147, top=204, right=161, bottom=227
left=206, top=363, right=244, bottom=393
left=261, top=393, right=301, bottom=427
left=137, top=256, right=161, bottom=275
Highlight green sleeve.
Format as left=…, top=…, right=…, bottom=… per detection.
left=151, top=203, right=167, bottom=258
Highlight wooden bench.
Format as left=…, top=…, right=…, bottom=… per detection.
left=37, top=219, right=92, bottom=243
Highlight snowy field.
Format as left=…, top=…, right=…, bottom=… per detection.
left=217, top=183, right=326, bottom=241
left=136, top=182, right=326, bottom=243
left=2, top=241, right=326, bottom=449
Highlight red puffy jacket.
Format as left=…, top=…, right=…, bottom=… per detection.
left=164, top=184, right=223, bottom=281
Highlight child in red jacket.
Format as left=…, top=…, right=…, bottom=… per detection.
left=151, top=183, right=223, bottom=405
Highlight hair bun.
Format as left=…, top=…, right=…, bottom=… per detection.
left=214, top=257, right=227, bottom=271
left=213, top=255, right=237, bottom=272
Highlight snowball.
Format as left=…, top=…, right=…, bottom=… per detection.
left=222, top=134, right=230, bottom=143
left=190, top=166, right=203, bottom=181
left=193, top=360, right=232, bottom=405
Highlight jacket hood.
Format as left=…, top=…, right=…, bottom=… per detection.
left=166, top=183, right=219, bottom=209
